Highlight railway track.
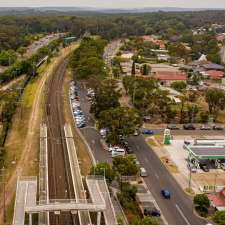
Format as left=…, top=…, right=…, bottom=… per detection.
left=44, top=58, right=78, bottom=225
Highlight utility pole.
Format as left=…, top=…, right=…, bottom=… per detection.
left=188, top=168, right=192, bottom=191
left=132, top=81, right=137, bottom=106
left=214, top=172, right=218, bottom=193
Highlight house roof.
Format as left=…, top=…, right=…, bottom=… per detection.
left=203, top=63, right=224, bottom=70
left=208, top=194, right=225, bottom=207
left=155, top=71, right=187, bottom=81
left=206, top=70, right=225, bottom=79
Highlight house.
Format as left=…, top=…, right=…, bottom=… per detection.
left=121, top=52, right=134, bottom=60
left=201, top=70, right=225, bottom=80
left=202, top=63, right=224, bottom=71
left=208, top=188, right=225, bottom=211
left=142, top=35, right=166, bottom=49
left=157, top=54, right=170, bottom=62
left=154, top=71, right=187, bottom=86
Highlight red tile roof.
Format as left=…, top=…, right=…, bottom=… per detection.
left=208, top=194, right=225, bottom=207
left=206, top=70, right=225, bottom=79
left=155, top=71, right=187, bottom=81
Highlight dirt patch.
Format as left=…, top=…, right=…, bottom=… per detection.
left=63, top=68, right=92, bottom=176
left=160, top=156, right=178, bottom=173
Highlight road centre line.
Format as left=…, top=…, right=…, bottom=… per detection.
left=175, top=204, right=191, bottom=225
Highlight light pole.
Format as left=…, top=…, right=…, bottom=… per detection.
left=214, top=172, right=218, bottom=193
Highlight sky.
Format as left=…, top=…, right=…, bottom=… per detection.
left=0, top=0, right=225, bottom=8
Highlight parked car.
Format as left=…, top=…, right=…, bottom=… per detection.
left=200, top=125, right=211, bottom=130
left=140, top=167, right=148, bottom=177
left=199, top=162, right=210, bottom=172
left=219, top=160, right=225, bottom=170
left=120, top=141, right=133, bottom=153
left=167, top=124, right=179, bottom=130
left=144, top=208, right=161, bottom=217
left=183, top=124, right=196, bottom=130
left=133, top=129, right=140, bottom=136
left=213, top=125, right=224, bottom=131
left=161, top=189, right=171, bottom=199
left=111, top=147, right=125, bottom=157
left=187, top=162, right=197, bottom=173
left=142, top=129, right=154, bottom=135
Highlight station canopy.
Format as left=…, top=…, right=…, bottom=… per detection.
left=187, top=145, right=225, bottom=160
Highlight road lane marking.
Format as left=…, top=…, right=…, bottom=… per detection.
left=175, top=204, right=191, bottom=225
left=154, top=173, right=159, bottom=179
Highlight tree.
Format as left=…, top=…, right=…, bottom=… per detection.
left=132, top=217, right=160, bottom=225
left=141, top=64, right=151, bottom=76
left=168, top=42, right=189, bottom=58
left=90, top=163, right=115, bottom=183
left=205, top=89, right=225, bottom=120
left=113, top=155, right=138, bottom=177
left=200, top=111, right=209, bottom=123
left=90, top=79, right=120, bottom=118
left=213, top=211, right=225, bottom=225
left=131, top=61, right=136, bottom=76
left=98, top=107, right=142, bottom=144
left=17, top=47, right=27, bottom=57
left=0, top=50, right=17, bottom=66
left=193, top=194, right=210, bottom=217
left=170, top=81, right=187, bottom=92
left=187, top=104, right=198, bottom=123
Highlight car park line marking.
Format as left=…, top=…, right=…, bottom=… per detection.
left=175, top=204, right=191, bottom=225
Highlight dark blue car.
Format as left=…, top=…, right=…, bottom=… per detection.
left=161, top=189, right=171, bottom=199
left=142, top=129, right=154, bottom=135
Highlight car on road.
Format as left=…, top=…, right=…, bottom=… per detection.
left=199, top=162, right=210, bottom=172
left=161, top=189, right=171, bottom=199
left=200, top=125, right=211, bottom=130
left=183, top=124, right=196, bottom=130
left=212, top=125, right=224, bottom=131
left=140, top=167, right=148, bottom=177
left=142, top=129, right=154, bottom=135
left=167, top=124, right=179, bottom=130
left=144, top=207, right=161, bottom=217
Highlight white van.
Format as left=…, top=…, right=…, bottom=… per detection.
left=140, top=167, right=148, bottom=177
left=111, top=148, right=125, bottom=157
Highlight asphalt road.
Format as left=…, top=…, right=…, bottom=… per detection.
left=77, top=82, right=207, bottom=225
left=150, top=128, right=225, bottom=136
left=127, top=135, right=206, bottom=225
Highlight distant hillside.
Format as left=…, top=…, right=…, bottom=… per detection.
left=0, top=6, right=224, bottom=16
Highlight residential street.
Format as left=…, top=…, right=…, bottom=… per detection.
left=77, top=82, right=207, bottom=225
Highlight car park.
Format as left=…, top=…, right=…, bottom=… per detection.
left=183, top=124, right=196, bottom=130
left=144, top=208, right=161, bottom=217
left=161, top=189, right=171, bottom=199
left=142, top=129, right=154, bottom=135
left=167, top=124, right=179, bottom=130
